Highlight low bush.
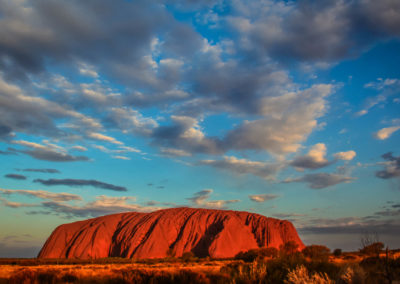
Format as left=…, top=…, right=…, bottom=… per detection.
left=360, top=242, right=384, bottom=257
left=302, top=245, right=331, bottom=261
left=235, top=247, right=278, bottom=262
left=333, top=249, right=342, bottom=257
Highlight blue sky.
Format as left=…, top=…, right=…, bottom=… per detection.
left=0, top=0, right=399, bottom=257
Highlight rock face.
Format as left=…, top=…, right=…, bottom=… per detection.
left=38, top=207, right=304, bottom=259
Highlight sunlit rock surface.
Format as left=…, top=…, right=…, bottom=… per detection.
left=38, top=207, right=304, bottom=259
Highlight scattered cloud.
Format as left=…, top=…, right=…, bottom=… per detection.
left=0, top=188, right=82, bottom=202
left=38, top=195, right=162, bottom=218
left=228, top=0, right=400, bottom=62
left=290, top=143, right=330, bottom=170
left=376, top=152, right=400, bottom=180
left=16, top=168, right=60, bottom=174
left=355, top=109, right=368, bottom=117
left=0, top=187, right=166, bottom=218
left=87, top=132, right=123, bottom=145
left=224, top=85, right=333, bottom=155
left=334, top=150, right=356, bottom=161
left=112, top=155, right=130, bottom=160
left=70, top=146, right=88, bottom=152
left=199, top=156, right=283, bottom=180
left=160, top=147, right=191, bottom=157
left=284, top=173, right=355, bottom=189
left=298, top=216, right=400, bottom=236
left=4, top=174, right=27, bottom=180
left=0, top=196, right=36, bottom=208
left=272, top=213, right=307, bottom=219
left=358, top=78, right=400, bottom=115
left=33, top=178, right=127, bottom=192
left=11, top=140, right=89, bottom=162
left=92, top=144, right=141, bottom=160
left=249, top=194, right=279, bottom=203
left=374, top=126, right=400, bottom=140
left=152, top=116, right=223, bottom=155
left=186, top=189, right=239, bottom=209
left=0, top=76, right=101, bottom=139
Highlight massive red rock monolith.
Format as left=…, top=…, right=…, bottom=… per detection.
left=38, top=207, right=304, bottom=259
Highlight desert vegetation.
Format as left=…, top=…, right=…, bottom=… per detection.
left=1, top=243, right=400, bottom=283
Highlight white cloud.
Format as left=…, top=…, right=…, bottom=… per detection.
left=87, top=132, right=123, bottom=145
left=78, top=62, right=99, bottom=78
left=249, top=194, right=279, bottom=203
left=334, top=150, right=356, bottom=161
left=12, top=140, right=89, bottom=162
left=160, top=147, right=192, bottom=157
left=355, top=109, right=368, bottom=116
left=225, top=84, right=333, bottom=155
left=112, top=155, right=130, bottom=160
left=71, top=145, right=88, bottom=152
left=199, top=156, right=283, bottom=180
left=374, top=126, right=400, bottom=140
left=186, top=189, right=239, bottom=209
left=0, top=188, right=82, bottom=202
left=290, top=143, right=330, bottom=170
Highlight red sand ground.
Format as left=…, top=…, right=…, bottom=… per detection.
left=38, top=207, right=304, bottom=259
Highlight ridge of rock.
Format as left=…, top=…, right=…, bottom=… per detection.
left=38, top=207, right=305, bottom=259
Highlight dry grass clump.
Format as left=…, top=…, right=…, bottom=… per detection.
left=337, top=264, right=366, bottom=284
left=284, top=265, right=333, bottom=284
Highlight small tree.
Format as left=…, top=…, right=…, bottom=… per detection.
left=360, top=242, right=384, bottom=258
left=181, top=251, right=195, bottom=262
left=302, top=245, right=330, bottom=261
left=235, top=247, right=279, bottom=262
left=280, top=241, right=299, bottom=257
left=333, top=249, right=342, bottom=257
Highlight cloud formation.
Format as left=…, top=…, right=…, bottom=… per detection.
left=0, top=76, right=101, bottom=139
left=375, top=126, right=400, bottom=140
left=39, top=195, right=161, bottom=218
left=17, top=168, right=60, bottom=174
left=199, top=156, right=283, bottom=180
left=376, top=152, right=400, bottom=179
left=0, top=188, right=82, bottom=202
left=334, top=151, right=356, bottom=161
left=224, top=85, right=333, bottom=155
left=33, top=178, right=127, bottom=192
left=227, top=0, right=400, bottom=62
left=4, top=174, right=27, bottom=180
left=249, top=194, right=279, bottom=203
left=299, top=216, right=400, bottom=236
left=87, top=132, right=123, bottom=145
left=0, top=196, right=36, bottom=208
left=284, top=173, right=355, bottom=189
left=11, top=140, right=89, bottom=162
left=186, top=189, right=239, bottom=209
left=358, top=78, right=400, bottom=116
left=290, top=143, right=330, bottom=170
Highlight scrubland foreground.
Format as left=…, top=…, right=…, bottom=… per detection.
left=1, top=244, right=400, bottom=284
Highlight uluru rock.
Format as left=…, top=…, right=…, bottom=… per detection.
left=38, top=207, right=304, bottom=259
